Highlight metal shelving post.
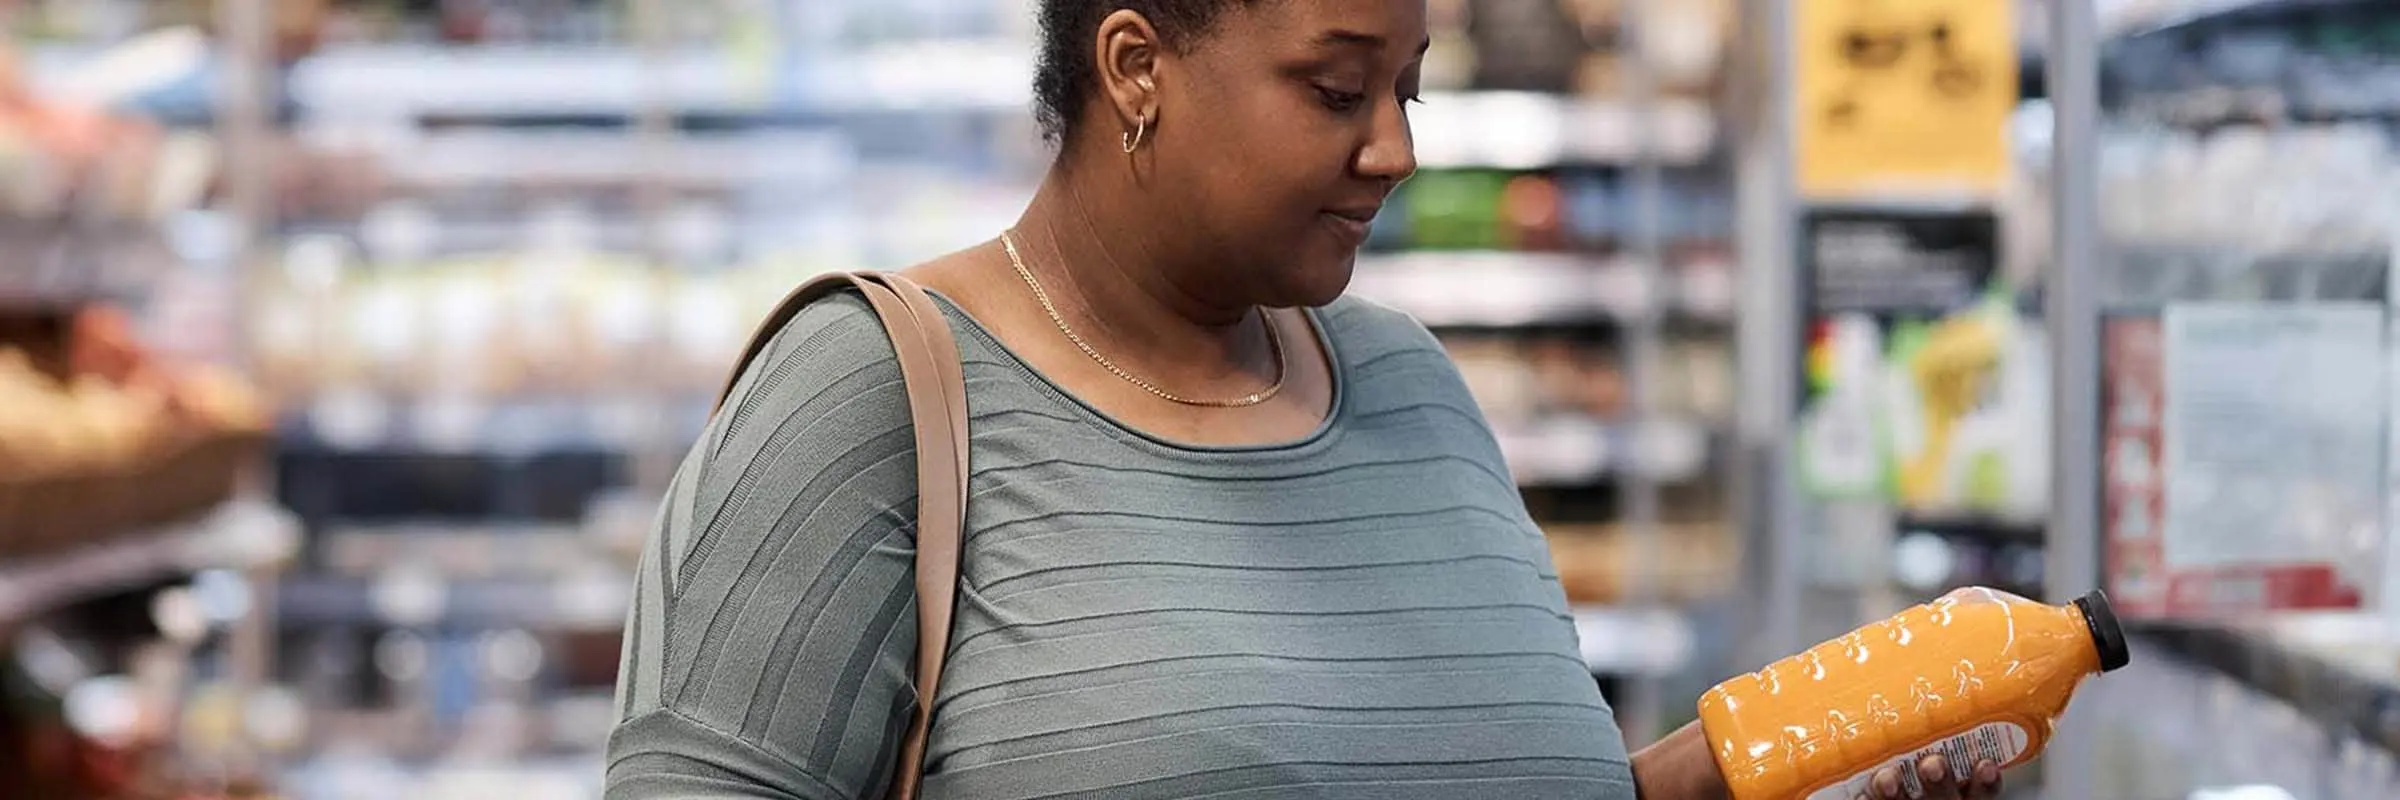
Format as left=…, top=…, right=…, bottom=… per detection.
left=2043, top=0, right=2103, bottom=797
left=214, top=0, right=281, bottom=775
left=1733, top=0, right=1809, bottom=670
left=1616, top=0, right=1669, bottom=749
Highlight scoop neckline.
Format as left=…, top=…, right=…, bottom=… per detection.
left=922, top=289, right=1350, bottom=456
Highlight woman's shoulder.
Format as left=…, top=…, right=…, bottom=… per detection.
left=1320, top=292, right=1444, bottom=346
left=728, top=288, right=894, bottom=384
left=1316, top=294, right=1457, bottom=377
left=710, top=288, right=914, bottom=454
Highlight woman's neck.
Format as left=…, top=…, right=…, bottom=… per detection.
left=1009, top=166, right=1276, bottom=384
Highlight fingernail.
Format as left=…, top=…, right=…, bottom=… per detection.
left=1977, top=763, right=2000, bottom=784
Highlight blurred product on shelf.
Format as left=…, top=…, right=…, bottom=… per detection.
left=3, top=579, right=294, bottom=800
left=0, top=32, right=217, bottom=302
left=1445, top=332, right=1733, bottom=424
left=1800, top=299, right=2048, bottom=523
left=1454, top=0, right=1733, bottom=98
left=1546, top=521, right=1737, bottom=605
left=2100, top=124, right=2394, bottom=271
left=1387, top=168, right=1734, bottom=252
left=1887, top=302, right=2049, bottom=518
left=246, top=240, right=832, bottom=404
left=1348, top=250, right=1737, bottom=329
left=0, top=302, right=272, bottom=563
left=0, top=31, right=219, bottom=210
left=2100, top=0, right=2400, bottom=126
left=1443, top=329, right=1725, bottom=486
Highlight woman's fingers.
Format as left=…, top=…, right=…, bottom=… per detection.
left=1918, top=754, right=1950, bottom=787
left=1915, top=754, right=1957, bottom=798
left=1972, top=760, right=2003, bottom=799
left=1864, top=755, right=2000, bottom=799
left=1870, top=764, right=1904, bottom=798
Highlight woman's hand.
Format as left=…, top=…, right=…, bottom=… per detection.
left=1858, top=754, right=2002, bottom=800
left=1632, top=723, right=2006, bottom=800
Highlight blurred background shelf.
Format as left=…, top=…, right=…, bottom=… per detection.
left=0, top=220, right=184, bottom=308
left=1571, top=605, right=1697, bottom=677
left=1350, top=251, right=1735, bottom=327
left=1494, top=416, right=1715, bottom=487
left=0, top=500, right=299, bottom=624
left=2132, top=618, right=2400, bottom=756
left=276, top=395, right=712, bottom=455
left=1894, top=512, right=2048, bottom=548
left=288, top=41, right=1038, bottom=119
left=286, top=44, right=1721, bottom=167
left=273, top=573, right=628, bottom=632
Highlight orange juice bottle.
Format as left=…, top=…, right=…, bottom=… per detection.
left=1697, top=588, right=2129, bottom=800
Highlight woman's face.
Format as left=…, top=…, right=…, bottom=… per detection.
left=1148, top=0, right=1425, bottom=309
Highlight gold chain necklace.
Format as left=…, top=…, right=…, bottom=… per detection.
left=999, top=230, right=1286, bottom=408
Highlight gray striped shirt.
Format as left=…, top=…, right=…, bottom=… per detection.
left=606, top=291, right=1634, bottom=799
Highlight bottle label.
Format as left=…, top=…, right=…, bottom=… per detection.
left=1806, top=721, right=2029, bottom=800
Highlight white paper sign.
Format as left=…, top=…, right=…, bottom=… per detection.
left=2162, top=304, right=2384, bottom=576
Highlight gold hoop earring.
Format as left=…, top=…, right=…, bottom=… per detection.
left=1122, top=115, right=1148, bottom=154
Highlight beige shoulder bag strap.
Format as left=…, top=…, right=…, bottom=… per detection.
left=712, top=270, right=968, bottom=800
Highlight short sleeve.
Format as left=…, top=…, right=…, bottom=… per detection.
left=606, top=293, right=925, bottom=800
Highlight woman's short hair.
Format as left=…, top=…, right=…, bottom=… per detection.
left=1032, top=1, right=1248, bottom=144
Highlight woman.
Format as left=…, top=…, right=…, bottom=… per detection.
left=606, top=1, right=2004, bottom=798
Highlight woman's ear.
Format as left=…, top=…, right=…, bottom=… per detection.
left=1093, top=9, right=1163, bottom=135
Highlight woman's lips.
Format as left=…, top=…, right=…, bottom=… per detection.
left=1321, top=210, right=1375, bottom=244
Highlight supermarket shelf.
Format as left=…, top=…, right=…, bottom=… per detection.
left=0, top=500, right=300, bottom=623
left=317, top=522, right=612, bottom=580
left=0, top=219, right=181, bottom=309
left=278, top=394, right=713, bottom=455
left=2089, top=0, right=2400, bottom=125
left=288, top=46, right=1717, bottom=168
left=1348, top=251, right=1735, bottom=328
left=1893, top=512, right=2046, bottom=547
left=2076, top=636, right=2400, bottom=798
left=2110, top=0, right=2382, bottom=42
left=289, top=41, right=1033, bottom=118
left=274, top=572, right=635, bottom=632
left=2134, top=619, right=2400, bottom=756
left=1494, top=417, right=1715, bottom=487
left=371, top=128, right=857, bottom=188
left=1408, top=92, right=1717, bottom=168
left=1572, top=605, right=1693, bottom=676
left=2013, top=0, right=2331, bottom=58
left=284, top=754, right=603, bottom=800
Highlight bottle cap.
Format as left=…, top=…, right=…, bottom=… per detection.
left=2072, top=589, right=2131, bottom=673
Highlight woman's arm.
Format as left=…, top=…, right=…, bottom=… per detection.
left=605, top=295, right=927, bottom=799
left=1630, top=723, right=1730, bottom=800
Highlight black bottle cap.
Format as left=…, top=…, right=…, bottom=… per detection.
left=2072, top=589, right=2131, bottom=673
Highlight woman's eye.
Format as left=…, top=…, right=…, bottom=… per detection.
left=1315, top=86, right=1367, bottom=113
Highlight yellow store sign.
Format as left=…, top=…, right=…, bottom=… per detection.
left=1795, top=0, right=2017, bottom=200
